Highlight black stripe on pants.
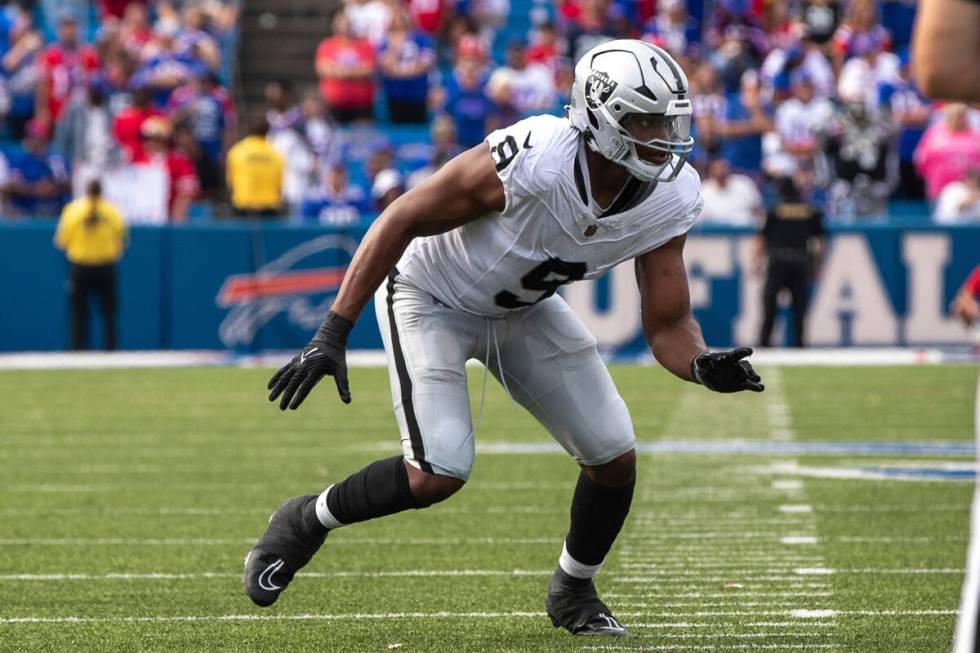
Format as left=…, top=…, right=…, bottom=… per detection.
left=385, top=270, right=431, bottom=473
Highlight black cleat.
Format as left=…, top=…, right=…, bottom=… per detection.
left=545, top=568, right=630, bottom=637
left=243, top=495, right=327, bottom=607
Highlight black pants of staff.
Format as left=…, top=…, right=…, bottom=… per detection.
left=69, top=263, right=117, bottom=351
left=759, top=259, right=810, bottom=348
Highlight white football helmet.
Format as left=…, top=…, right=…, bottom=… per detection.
left=568, top=39, right=694, bottom=183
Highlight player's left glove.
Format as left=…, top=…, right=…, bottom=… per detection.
left=691, top=347, right=764, bottom=393
left=267, top=311, right=353, bottom=410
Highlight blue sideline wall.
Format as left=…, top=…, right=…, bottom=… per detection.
left=1, top=220, right=977, bottom=353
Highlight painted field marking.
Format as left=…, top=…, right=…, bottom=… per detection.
left=630, top=621, right=837, bottom=629
left=0, top=536, right=561, bottom=546
left=0, top=611, right=546, bottom=625
left=794, top=568, right=835, bottom=575
left=779, top=505, right=813, bottom=513
left=0, top=609, right=956, bottom=626
left=615, top=575, right=832, bottom=583
left=645, top=632, right=833, bottom=639
left=605, top=592, right=834, bottom=599
left=0, top=569, right=553, bottom=581
left=591, top=641, right=842, bottom=652
left=781, top=536, right=818, bottom=545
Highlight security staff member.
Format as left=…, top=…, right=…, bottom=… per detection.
left=226, top=118, right=284, bottom=218
left=755, top=167, right=825, bottom=348
left=54, top=179, right=127, bottom=350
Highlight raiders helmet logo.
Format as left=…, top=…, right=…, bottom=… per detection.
left=584, top=70, right=618, bottom=110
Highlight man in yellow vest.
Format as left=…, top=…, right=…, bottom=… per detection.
left=54, top=179, right=127, bottom=350
left=226, top=118, right=285, bottom=217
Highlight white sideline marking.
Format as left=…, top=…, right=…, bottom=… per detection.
left=779, top=505, right=813, bottom=513
left=0, top=347, right=962, bottom=371
left=0, top=569, right=553, bottom=581
left=782, top=536, right=818, bottom=545
left=794, top=568, right=835, bottom=575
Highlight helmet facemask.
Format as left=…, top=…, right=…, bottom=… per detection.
left=611, top=109, right=694, bottom=182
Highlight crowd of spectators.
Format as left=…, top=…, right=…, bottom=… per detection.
left=1, top=0, right=979, bottom=227
left=295, top=0, right=979, bottom=228
left=0, top=0, right=237, bottom=222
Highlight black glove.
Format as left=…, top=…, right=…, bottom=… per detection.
left=268, top=311, right=353, bottom=410
left=691, top=347, right=764, bottom=393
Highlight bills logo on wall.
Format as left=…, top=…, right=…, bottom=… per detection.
left=215, top=235, right=358, bottom=347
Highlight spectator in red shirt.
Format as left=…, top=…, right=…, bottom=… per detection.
left=527, top=23, right=561, bottom=74
left=99, top=0, right=148, bottom=20
left=409, top=0, right=448, bottom=36
left=35, top=11, right=100, bottom=135
left=132, top=116, right=199, bottom=221
left=113, top=85, right=163, bottom=161
left=315, top=11, right=376, bottom=124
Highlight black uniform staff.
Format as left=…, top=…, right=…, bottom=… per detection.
left=757, top=178, right=825, bottom=348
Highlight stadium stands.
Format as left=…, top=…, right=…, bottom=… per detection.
left=0, top=1, right=976, bottom=226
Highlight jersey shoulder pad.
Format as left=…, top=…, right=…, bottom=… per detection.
left=485, top=114, right=576, bottom=204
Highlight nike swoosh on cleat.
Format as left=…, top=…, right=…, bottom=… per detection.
left=257, top=558, right=284, bottom=591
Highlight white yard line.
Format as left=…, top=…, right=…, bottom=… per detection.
left=583, top=645, right=842, bottom=651
left=0, top=609, right=957, bottom=626
left=0, top=569, right=553, bottom=581
left=0, top=536, right=560, bottom=546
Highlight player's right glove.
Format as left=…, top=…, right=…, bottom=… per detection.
left=267, top=311, right=353, bottom=410
left=691, top=347, right=765, bottom=393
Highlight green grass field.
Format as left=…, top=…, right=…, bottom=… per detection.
left=0, top=363, right=977, bottom=652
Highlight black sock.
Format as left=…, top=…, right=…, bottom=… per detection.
left=563, top=470, right=635, bottom=572
left=321, top=456, right=423, bottom=527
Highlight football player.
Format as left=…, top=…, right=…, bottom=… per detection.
left=245, top=39, right=764, bottom=637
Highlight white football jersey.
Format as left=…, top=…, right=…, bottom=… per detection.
left=396, top=114, right=703, bottom=316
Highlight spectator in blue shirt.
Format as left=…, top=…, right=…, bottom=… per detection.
left=717, top=70, right=773, bottom=179
left=301, top=161, right=369, bottom=228
left=878, top=51, right=930, bottom=199
left=438, top=56, right=492, bottom=149
left=2, top=24, right=41, bottom=141
left=132, top=30, right=209, bottom=107
left=167, top=71, right=236, bottom=166
left=3, top=119, right=69, bottom=217
left=378, top=8, right=437, bottom=124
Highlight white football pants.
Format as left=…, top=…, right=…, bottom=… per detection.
left=374, top=273, right=636, bottom=480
